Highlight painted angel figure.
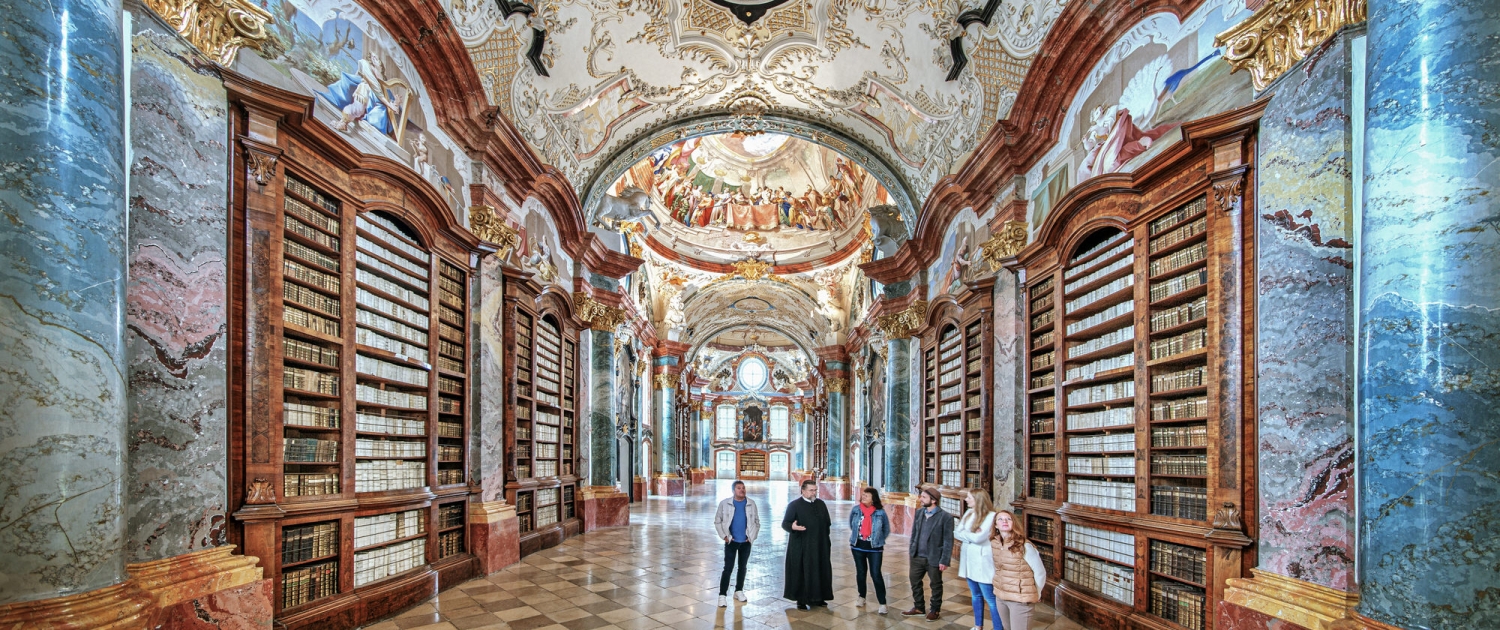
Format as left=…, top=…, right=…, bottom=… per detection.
left=1076, top=55, right=1178, bottom=181
left=320, top=48, right=410, bottom=139
left=522, top=236, right=558, bottom=283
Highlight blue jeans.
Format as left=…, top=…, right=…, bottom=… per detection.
left=967, top=579, right=1003, bottom=629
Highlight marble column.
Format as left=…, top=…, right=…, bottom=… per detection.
left=581, top=328, right=629, bottom=530
left=883, top=339, right=912, bottom=491
left=470, top=254, right=518, bottom=572
left=1360, top=2, right=1500, bottom=627
left=819, top=370, right=851, bottom=500
left=652, top=368, right=683, bottom=496
left=991, top=270, right=1024, bottom=509
left=0, top=0, right=147, bottom=619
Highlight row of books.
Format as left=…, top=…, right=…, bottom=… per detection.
left=1032, top=309, right=1055, bottom=330
left=1069, top=233, right=1131, bottom=270
left=1151, top=425, right=1208, bottom=447
left=1066, top=552, right=1135, bottom=605
left=358, top=214, right=430, bottom=263
left=1067, top=380, right=1134, bottom=405
left=286, top=472, right=339, bottom=496
left=534, top=424, right=559, bottom=443
left=1149, top=216, right=1207, bottom=255
left=1149, top=241, right=1207, bottom=277
left=1150, top=485, right=1208, bottom=520
left=356, top=413, right=424, bottom=436
left=287, top=177, right=340, bottom=215
left=283, top=521, right=338, bottom=564
left=286, top=337, right=339, bottom=367
left=1150, top=540, right=1206, bottom=584
left=1067, top=407, right=1134, bottom=430
left=1150, top=197, right=1206, bottom=236
left=356, top=309, right=428, bottom=346
left=1151, top=296, right=1208, bottom=332
left=1066, top=352, right=1134, bottom=382
left=1030, top=293, right=1052, bottom=314
left=533, top=461, right=558, bottom=477
left=285, top=437, right=339, bottom=463
left=438, top=445, right=462, bottom=461
left=1031, top=456, right=1056, bottom=472
left=354, top=508, right=425, bottom=549
left=439, top=504, right=465, bottom=529
left=286, top=259, right=340, bottom=294
left=1033, top=330, right=1055, bottom=350
left=1150, top=268, right=1208, bottom=302
left=1066, top=479, right=1136, bottom=512
left=1031, top=476, right=1056, bottom=500
left=357, top=269, right=428, bottom=310
left=438, top=376, right=462, bottom=394
left=281, top=560, right=338, bottom=609
left=285, top=214, right=339, bottom=251
left=285, top=366, right=339, bottom=395
left=354, top=438, right=425, bottom=459
left=438, top=355, right=464, bottom=374
left=439, top=339, right=465, bottom=361
left=438, top=274, right=463, bottom=296
left=1152, top=395, right=1209, bottom=420
left=284, top=194, right=339, bottom=235
left=535, top=443, right=557, bottom=459
left=1031, top=351, right=1055, bottom=371
left=357, top=288, right=427, bottom=330
left=438, top=422, right=463, bottom=438
left=1065, top=523, right=1135, bottom=565
left=1068, top=326, right=1133, bottom=358
left=439, top=530, right=465, bottom=558
left=286, top=238, right=339, bottom=273
left=1151, top=453, right=1208, bottom=476
left=286, top=402, right=340, bottom=429
left=1032, top=276, right=1054, bottom=295
left=939, top=418, right=964, bottom=434
left=1150, top=580, right=1206, bottom=630
left=356, top=384, right=428, bottom=410
left=286, top=305, right=340, bottom=337
left=1066, top=275, right=1134, bottom=314
left=438, top=468, right=464, bottom=485
left=1068, top=456, right=1135, bottom=476
left=356, top=250, right=427, bottom=292
left=1032, top=396, right=1056, bottom=413
left=356, top=326, right=428, bottom=363
left=438, top=305, right=463, bottom=327
left=1032, top=437, right=1057, bottom=453
left=1067, top=252, right=1134, bottom=295
left=355, top=460, right=426, bottom=492
left=1152, top=366, right=1206, bottom=392
left=940, top=435, right=962, bottom=452
left=1070, top=432, right=1134, bottom=452
left=357, top=234, right=427, bottom=280
left=1028, top=516, right=1055, bottom=542
left=1031, top=371, right=1056, bottom=389
left=354, top=538, right=426, bottom=587
left=356, top=354, right=428, bottom=387
left=1150, top=328, right=1207, bottom=360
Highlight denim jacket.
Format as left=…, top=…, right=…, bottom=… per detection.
left=848, top=506, right=890, bottom=549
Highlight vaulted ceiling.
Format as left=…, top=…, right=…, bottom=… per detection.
left=440, top=0, right=1070, bottom=207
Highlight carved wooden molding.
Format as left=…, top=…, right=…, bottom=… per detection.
left=1215, top=0, right=1366, bottom=91
left=239, top=137, right=280, bottom=187
left=875, top=300, right=928, bottom=339
left=573, top=292, right=628, bottom=332
left=468, top=205, right=520, bottom=260
left=979, top=220, right=1029, bottom=271
left=1212, top=176, right=1246, bottom=214
left=143, top=0, right=274, bottom=66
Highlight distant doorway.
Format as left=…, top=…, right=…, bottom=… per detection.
left=769, top=451, right=789, bottom=480
left=715, top=449, right=736, bottom=478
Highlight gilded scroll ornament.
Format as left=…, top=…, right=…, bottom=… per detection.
left=1214, top=0, right=1367, bottom=91
left=144, top=0, right=274, bottom=67
left=876, top=300, right=929, bottom=339
left=979, top=220, right=1029, bottom=270
left=469, top=205, right=521, bottom=260
left=573, top=292, right=629, bottom=332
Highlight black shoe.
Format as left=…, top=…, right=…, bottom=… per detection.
left=796, top=603, right=810, bottom=610
left=812, top=601, right=828, bottom=607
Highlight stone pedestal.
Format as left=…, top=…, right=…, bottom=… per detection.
left=468, top=501, right=520, bottom=575
left=581, top=486, right=631, bottom=532
left=632, top=476, right=648, bottom=500
left=791, top=470, right=813, bottom=484
left=817, top=477, right=851, bottom=501
left=689, top=468, right=709, bottom=485
left=883, top=492, right=916, bottom=536
left=652, top=474, right=684, bottom=497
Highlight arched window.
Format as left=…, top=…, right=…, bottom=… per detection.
left=738, top=357, right=768, bottom=391
left=716, top=404, right=737, bottom=440
left=769, top=406, right=790, bottom=442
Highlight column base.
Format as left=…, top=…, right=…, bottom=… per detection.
left=791, top=470, right=813, bottom=484
left=580, top=486, right=631, bottom=532
left=1223, top=569, right=1397, bottom=630
left=0, top=581, right=155, bottom=630
left=652, top=474, right=684, bottom=497
left=632, top=476, right=648, bottom=500
left=817, top=477, right=851, bottom=501
left=469, top=501, right=520, bottom=575
left=882, top=492, right=918, bottom=535
left=688, top=468, right=710, bottom=485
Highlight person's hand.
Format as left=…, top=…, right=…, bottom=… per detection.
left=791, top=520, right=807, bottom=531
left=938, top=565, right=948, bottom=572
left=724, top=536, right=731, bottom=543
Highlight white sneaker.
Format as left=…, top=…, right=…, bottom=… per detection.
left=734, top=591, right=747, bottom=602
left=878, top=605, right=888, bottom=615
left=856, top=597, right=866, bottom=607
left=718, top=595, right=727, bottom=607
left=972, top=626, right=982, bottom=630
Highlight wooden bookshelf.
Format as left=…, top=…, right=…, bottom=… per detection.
left=1007, top=106, right=1262, bottom=630
left=502, top=268, right=583, bottom=557
left=918, top=278, right=995, bottom=516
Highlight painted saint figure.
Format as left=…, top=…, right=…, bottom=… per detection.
left=320, top=48, right=409, bottom=139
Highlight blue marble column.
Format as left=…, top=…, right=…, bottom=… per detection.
left=589, top=329, right=619, bottom=487
left=794, top=407, right=807, bottom=471
left=0, top=0, right=129, bottom=605
left=1360, top=1, right=1500, bottom=627
left=653, top=370, right=676, bottom=475
left=826, top=365, right=847, bottom=478
left=883, top=339, right=912, bottom=491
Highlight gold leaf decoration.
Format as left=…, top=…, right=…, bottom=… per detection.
left=979, top=220, right=1029, bottom=270
left=1214, top=0, right=1367, bottom=91
left=876, top=300, right=928, bottom=339
left=144, top=0, right=274, bottom=67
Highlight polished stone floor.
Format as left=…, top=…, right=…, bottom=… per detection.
left=362, top=481, right=1078, bottom=630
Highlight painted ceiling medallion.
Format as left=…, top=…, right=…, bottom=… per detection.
left=708, top=0, right=797, bottom=25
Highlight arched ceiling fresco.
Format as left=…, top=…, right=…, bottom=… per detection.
left=440, top=0, right=1071, bottom=202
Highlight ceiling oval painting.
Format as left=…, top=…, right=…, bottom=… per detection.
left=609, top=132, right=890, bottom=268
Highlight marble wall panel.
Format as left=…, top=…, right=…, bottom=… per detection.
left=1253, top=34, right=1357, bottom=591
left=155, top=579, right=273, bottom=629
left=123, top=12, right=231, bottom=564
left=0, top=0, right=130, bottom=604
left=992, top=271, right=1024, bottom=508
left=474, top=256, right=506, bottom=500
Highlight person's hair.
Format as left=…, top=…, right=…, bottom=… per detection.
left=800, top=479, right=817, bottom=490
left=965, top=488, right=995, bottom=533
left=732, top=480, right=745, bottom=490
left=862, top=487, right=883, bottom=509
left=991, top=510, right=1029, bottom=553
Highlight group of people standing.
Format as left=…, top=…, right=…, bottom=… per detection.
left=713, top=480, right=1046, bottom=630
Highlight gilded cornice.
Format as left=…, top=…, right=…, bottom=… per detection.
left=979, top=220, right=1029, bottom=271
left=468, top=205, right=521, bottom=260
left=1215, top=0, right=1367, bottom=91
left=144, top=0, right=274, bottom=67
left=876, top=300, right=928, bottom=339
left=705, top=258, right=795, bottom=287
left=573, top=292, right=629, bottom=332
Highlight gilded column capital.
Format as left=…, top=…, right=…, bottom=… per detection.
left=469, top=205, right=520, bottom=260
left=876, top=300, right=928, bottom=339
left=144, top=0, right=274, bottom=67
left=1214, top=0, right=1367, bottom=91
left=979, top=220, right=1029, bottom=270
left=825, top=377, right=848, bottom=393
left=654, top=373, right=677, bottom=391
left=573, top=292, right=628, bottom=332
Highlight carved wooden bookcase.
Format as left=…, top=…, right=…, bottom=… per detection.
left=918, top=277, right=996, bottom=517
left=501, top=267, right=584, bottom=557
left=1008, top=104, right=1264, bottom=630
left=226, top=77, right=481, bottom=629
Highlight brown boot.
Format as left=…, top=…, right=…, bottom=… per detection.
left=925, top=610, right=941, bottom=622
left=901, top=607, right=926, bottom=617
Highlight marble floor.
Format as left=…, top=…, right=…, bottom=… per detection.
left=362, top=481, right=1079, bottom=630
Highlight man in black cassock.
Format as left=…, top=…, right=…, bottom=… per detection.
left=782, top=479, right=834, bottom=610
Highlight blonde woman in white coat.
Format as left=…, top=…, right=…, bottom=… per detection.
left=955, top=488, right=1002, bottom=630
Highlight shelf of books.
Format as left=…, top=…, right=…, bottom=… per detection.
left=918, top=279, right=995, bottom=515
left=503, top=269, right=582, bottom=557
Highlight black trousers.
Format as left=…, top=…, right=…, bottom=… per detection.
left=719, top=541, right=751, bottom=595
left=852, top=546, right=887, bottom=604
left=909, top=555, right=944, bottom=612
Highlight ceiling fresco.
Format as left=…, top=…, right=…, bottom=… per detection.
left=610, top=132, right=887, bottom=267
left=440, top=0, right=1072, bottom=205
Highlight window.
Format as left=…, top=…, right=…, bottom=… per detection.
left=770, top=406, right=790, bottom=442
left=738, top=357, right=767, bottom=391
left=716, top=450, right=736, bottom=477
left=716, top=405, right=737, bottom=440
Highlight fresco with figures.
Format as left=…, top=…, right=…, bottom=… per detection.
left=1023, top=0, right=1255, bottom=228
left=927, top=207, right=992, bottom=299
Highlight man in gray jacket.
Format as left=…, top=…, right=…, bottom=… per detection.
left=713, top=480, right=761, bottom=606
left=902, top=486, right=954, bottom=621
